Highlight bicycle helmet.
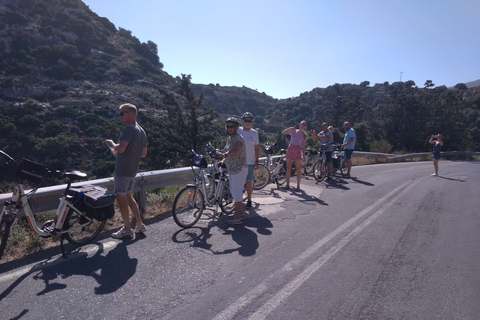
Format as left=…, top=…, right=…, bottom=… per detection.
left=225, top=116, right=240, bottom=126
left=241, top=111, right=254, bottom=120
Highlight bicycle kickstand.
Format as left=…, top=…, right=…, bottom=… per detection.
left=60, top=235, right=68, bottom=259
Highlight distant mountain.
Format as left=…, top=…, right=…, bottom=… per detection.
left=464, top=79, right=480, bottom=88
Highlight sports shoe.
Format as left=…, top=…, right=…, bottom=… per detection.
left=227, top=218, right=242, bottom=225
left=135, top=223, right=147, bottom=234
left=431, top=173, right=437, bottom=176
left=111, top=227, right=134, bottom=239
left=246, top=200, right=252, bottom=208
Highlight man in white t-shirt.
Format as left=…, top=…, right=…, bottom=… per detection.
left=237, top=112, right=259, bottom=208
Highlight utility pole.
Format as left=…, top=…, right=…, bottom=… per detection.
left=400, top=72, right=403, bottom=81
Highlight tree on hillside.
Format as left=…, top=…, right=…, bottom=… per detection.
left=178, top=74, right=210, bottom=151
left=424, top=80, right=435, bottom=89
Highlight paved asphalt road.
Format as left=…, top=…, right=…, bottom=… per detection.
left=1, top=160, right=479, bottom=320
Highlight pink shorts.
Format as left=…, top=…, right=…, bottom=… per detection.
left=285, top=144, right=303, bottom=160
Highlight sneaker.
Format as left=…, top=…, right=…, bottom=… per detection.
left=227, top=218, right=243, bottom=225
left=135, top=223, right=147, bottom=234
left=431, top=173, right=437, bottom=176
left=111, top=227, right=134, bottom=239
left=246, top=200, right=252, bottom=208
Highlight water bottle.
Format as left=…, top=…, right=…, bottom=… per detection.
left=204, top=172, right=210, bottom=187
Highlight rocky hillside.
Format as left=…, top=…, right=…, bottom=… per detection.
left=0, top=0, right=479, bottom=189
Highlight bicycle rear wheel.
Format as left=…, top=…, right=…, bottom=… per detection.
left=339, top=158, right=347, bottom=176
left=172, top=185, right=204, bottom=228
left=253, top=163, right=270, bottom=190
left=313, top=160, right=326, bottom=182
left=0, top=213, right=14, bottom=260
left=275, top=161, right=287, bottom=187
left=63, top=208, right=106, bottom=246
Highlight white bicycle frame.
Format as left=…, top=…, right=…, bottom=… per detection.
left=2, top=182, right=89, bottom=237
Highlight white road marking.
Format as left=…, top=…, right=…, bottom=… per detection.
left=213, top=178, right=422, bottom=320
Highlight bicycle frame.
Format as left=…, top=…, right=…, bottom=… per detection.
left=2, top=182, right=92, bottom=238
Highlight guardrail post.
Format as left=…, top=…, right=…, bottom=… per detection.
left=137, top=190, right=146, bottom=214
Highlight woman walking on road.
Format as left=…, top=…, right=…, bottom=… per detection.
left=429, top=134, right=443, bottom=176
left=282, top=120, right=307, bottom=190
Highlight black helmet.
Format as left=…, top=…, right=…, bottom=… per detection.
left=241, top=112, right=254, bottom=119
left=225, top=116, right=240, bottom=126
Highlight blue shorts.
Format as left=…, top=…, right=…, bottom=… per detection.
left=114, top=175, right=135, bottom=194
left=344, top=149, right=354, bottom=159
left=433, top=152, right=441, bottom=160
left=246, top=165, right=255, bottom=182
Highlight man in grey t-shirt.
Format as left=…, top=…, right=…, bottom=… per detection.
left=105, top=103, right=147, bottom=239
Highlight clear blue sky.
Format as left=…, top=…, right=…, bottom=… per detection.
left=83, top=0, right=479, bottom=99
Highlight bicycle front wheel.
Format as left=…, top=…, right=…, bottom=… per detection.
left=304, top=156, right=316, bottom=175
left=253, top=163, right=270, bottom=190
left=275, top=162, right=287, bottom=187
left=0, top=213, right=14, bottom=260
left=313, top=160, right=326, bottom=182
left=219, top=183, right=235, bottom=214
left=63, top=208, right=106, bottom=246
left=172, top=185, right=204, bottom=228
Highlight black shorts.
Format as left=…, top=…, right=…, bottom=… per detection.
left=325, top=151, right=332, bottom=162
left=344, top=149, right=354, bottom=159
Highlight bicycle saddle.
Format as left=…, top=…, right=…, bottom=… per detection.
left=64, top=170, right=87, bottom=180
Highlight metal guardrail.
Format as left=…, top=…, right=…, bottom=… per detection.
left=1, top=152, right=478, bottom=214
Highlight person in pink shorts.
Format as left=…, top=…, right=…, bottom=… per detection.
left=282, top=120, right=307, bottom=190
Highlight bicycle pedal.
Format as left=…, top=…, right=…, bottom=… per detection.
left=40, top=220, right=55, bottom=233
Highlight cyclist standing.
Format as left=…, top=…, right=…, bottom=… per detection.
left=282, top=120, right=307, bottom=190
left=429, top=134, right=443, bottom=176
left=105, top=103, right=148, bottom=239
left=218, top=117, right=248, bottom=225
left=341, top=121, right=355, bottom=178
left=311, top=122, right=334, bottom=180
left=238, top=112, right=259, bottom=209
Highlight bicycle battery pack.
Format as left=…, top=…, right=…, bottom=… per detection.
left=15, top=159, right=48, bottom=182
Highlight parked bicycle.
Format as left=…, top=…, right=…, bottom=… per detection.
left=0, top=150, right=112, bottom=260
left=302, top=148, right=319, bottom=176
left=253, top=143, right=288, bottom=190
left=331, top=144, right=347, bottom=177
left=172, top=144, right=240, bottom=228
left=312, top=143, right=329, bottom=181
left=313, top=143, right=346, bottom=181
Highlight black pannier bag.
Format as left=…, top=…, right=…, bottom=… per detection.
left=68, top=185, right=115, bottom=221
left=15, top=158, right=48, bottom=183
left=191, top=155, right=208, bottom=168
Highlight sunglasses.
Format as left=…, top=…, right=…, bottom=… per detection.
left=226, top=125, right=236, bottom=129
left=243, top=119, right=252, bottom=123
left=119, top=111, right=130, bottom=117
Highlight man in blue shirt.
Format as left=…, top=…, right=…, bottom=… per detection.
left=341, top=121, right=355, bottom=178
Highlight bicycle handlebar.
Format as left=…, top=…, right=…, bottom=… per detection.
left=0, top=150, right=18, bottom=166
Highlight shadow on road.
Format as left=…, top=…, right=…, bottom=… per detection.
left=171, top=211, right=273, bottom=257
left=0, top=241, right=138, bottom=319
left=436, top=175, right=467, bottom=182
left=350, top=176, right=375, bottom=186
left=33, top=241, right=138, bottom=295
left=278, top=187, right=328, bottom=206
